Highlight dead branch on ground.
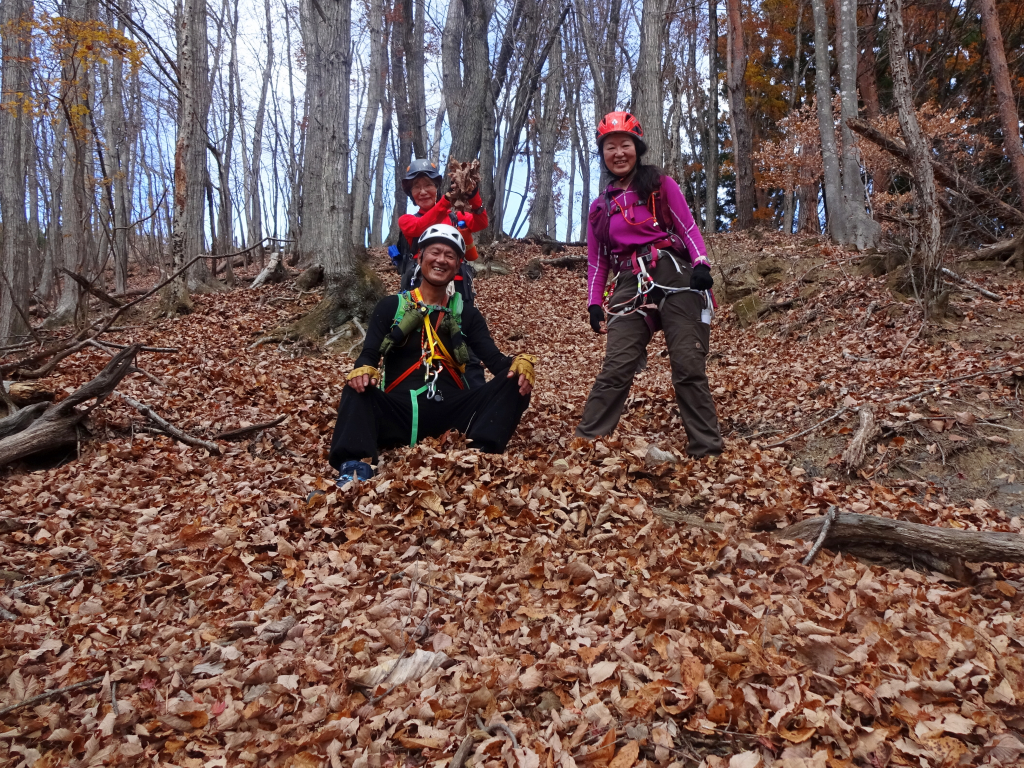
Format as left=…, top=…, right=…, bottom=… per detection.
left=119, top=394, right=221, bottom=454
left=214, top=415, right=287, bottom=441
left=940, top=267, right=1003, bottom=301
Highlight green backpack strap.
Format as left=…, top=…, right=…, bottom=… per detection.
left=447, top=291, right=463, bottom=326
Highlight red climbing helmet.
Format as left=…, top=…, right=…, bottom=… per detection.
left=596, top=112, right=647, bottom=155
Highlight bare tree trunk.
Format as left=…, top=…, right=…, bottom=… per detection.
left=285, top=0, right=382, bottom=340
left=370, top=77, right=392, bottom=248
left=351, top=0, right=385, bottom=254
left=0, top=0, right=32, bottom=345
left=100, top=9, right=131, bottom=295
left=575, top=0, right=622, bottom=120
left=725, top=0, right=754, bottom=229
left=215, top=0, right=239, bottom=285
left=705, top=0, right=719, bottom=234
left=837, top=0, right=880, bottom=249
left=978, top=0, right=1024, bottom=202
left=782, top=0, right=803, bottom=235
left=405, top=0, right=428, bottom=154
left=247, top=0, right=274, bottom=267
left=527, top=33, right=563, bottom=239
left=810, top=0, right=846, bottom=242
left=446, top=0, right=491, bottom=165
left=882, top=0, right=942, bottom=310
left=631, top=0, right=667, bottom=166
left=163, top=0, right=212, bottom=315
left=48, top=0, right=98, bottom=329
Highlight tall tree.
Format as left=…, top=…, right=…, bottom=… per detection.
left=445, top=0, right=491, bottom=165
left=163, top=0, right=212, bottom=315
left=810, top=0, right=846, bottom=242
left=884, top=0, right=942, bottom=309
left=247, top=0, right=275, bottom=265
left=631, top=0, right=667, bottom=166
left=289, top=0, right=381, bottom=338
left=705, top=0, right=719, bottom=233
left=836, top=0, right=880, bottom=248
left=725, top=0, right=754, bottom=228
left=527, top=32, right=563, bottom=238
left=978, top=0, right=1024, bottom=202
left=351, top=0, right=386, bottom=253
left=0, top=0, right=32, bottom=345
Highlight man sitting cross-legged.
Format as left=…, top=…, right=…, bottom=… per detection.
left=328, top=224, right=536, bottom=485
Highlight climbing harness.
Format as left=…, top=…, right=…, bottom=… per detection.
left=605, top=247, right=714, bottom=324
left=375, top=289, right=468, bottom=446
left=593, top=186, right=716, bottom=324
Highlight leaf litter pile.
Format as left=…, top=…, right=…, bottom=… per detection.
left=2, top=236, right=1024, bottom=768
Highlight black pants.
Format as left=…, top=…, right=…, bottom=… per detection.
left=328, top=374, right=530, bottom=468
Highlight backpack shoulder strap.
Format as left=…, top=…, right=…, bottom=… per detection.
left=447, top=291, right=463, bottom=327
left=393, top=292, right=410, bottom=325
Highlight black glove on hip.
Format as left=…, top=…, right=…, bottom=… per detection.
left=690, top=264, right=714, bottom=291
left=588, top=305, right=606, bottom=333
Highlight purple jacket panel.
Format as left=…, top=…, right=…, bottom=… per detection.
left=586, top=176, right=710, bottom=307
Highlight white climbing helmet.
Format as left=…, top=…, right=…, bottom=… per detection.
left=418, top=223, right=465, bottom=260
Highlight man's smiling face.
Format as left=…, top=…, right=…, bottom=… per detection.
left=420, top=243, right=460, bottom=286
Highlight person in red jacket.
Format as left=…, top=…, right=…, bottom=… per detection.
left=396, top=158, right=490, bottom=387
left=396, top=159, right=489, bottom=300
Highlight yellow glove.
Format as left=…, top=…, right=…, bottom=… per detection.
left=509, top=354, right=538, bottom=387
left=347, top=365, right=380, bottom=383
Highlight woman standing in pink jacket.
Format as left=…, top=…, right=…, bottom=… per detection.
left=576, top=112, right=723, bottom=457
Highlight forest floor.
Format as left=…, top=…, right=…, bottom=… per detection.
left=1, top=234, right=1024, bottom=768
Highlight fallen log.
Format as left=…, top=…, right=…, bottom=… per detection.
left=540, top=254, right=587, bottom=267
left=119, top=394, right=220, bottom=454
left=4, top=381, right=56, bottom=406
left=214, top=415, right=287, bottom=442
left=0, top=402, right=49, bottom=442
left=780, top=512, right=1024, bottom=566
left=0, top=345, right=139, bottom=469
left=60, top=269, right=123, bottom=308
left=964, top=239, right=1018, bottom=261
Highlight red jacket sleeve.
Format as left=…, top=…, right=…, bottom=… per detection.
left=455, top=191, right=489, bottom=233
left=398, top=197, right=453, bottom=242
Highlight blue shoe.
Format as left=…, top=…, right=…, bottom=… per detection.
left=337, top=460, right=374, bottom=488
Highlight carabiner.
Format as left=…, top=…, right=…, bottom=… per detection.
left=425, top=367, right=442, bottom=401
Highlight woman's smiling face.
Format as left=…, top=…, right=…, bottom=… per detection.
left=602, top=135, right=637, bottom=178
left=411, top=176, right=438, bottom=209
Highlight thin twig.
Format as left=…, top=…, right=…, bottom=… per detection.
left=802, top=505, right=838, bottom=566
left=765, top=407, right=849, bottom=448
left=0, top=676, right=105, bottom=717
left=476, top=714, right=520, bottom=749
left=89, top=339, right=179, bottom=353
left=213, top=416, right=287, bottom=441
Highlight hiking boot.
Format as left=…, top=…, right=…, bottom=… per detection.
left=337, top=460, right=374, bottom=488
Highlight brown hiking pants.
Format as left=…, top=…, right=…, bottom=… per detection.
left=576, top=253, right=724, bottom=457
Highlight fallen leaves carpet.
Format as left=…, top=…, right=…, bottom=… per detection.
left=2, top=238, right=1024, bottom=767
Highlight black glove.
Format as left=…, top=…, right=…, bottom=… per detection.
left=588, top=305, right=606, bottom=333
left=690, top=264, right=714, bottom=291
